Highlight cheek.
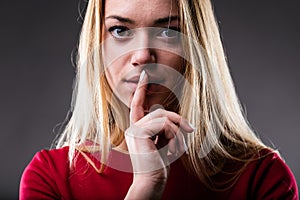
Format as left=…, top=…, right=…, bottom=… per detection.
left=104, top=63, right=121, bottom=90
left=104, top=69, right=114, bottom=89
left=104, top=55, right=128, bottom=89
left=171, top=56, right=184, bottom=72
left=159, top=52, right=184, bottom=72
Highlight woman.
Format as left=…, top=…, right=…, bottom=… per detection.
left=20, top=0, right=298, bottom=199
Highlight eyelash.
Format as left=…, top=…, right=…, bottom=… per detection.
left=108, top=25, right=133, bottom=39
left=108, top=25, right=181, bottom=40
left=158, top=27, right=181, bottom=38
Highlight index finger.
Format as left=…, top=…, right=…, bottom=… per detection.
left=130, top=70, right=148, bottom=123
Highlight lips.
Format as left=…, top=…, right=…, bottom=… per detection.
left=124, top=75, right=140, bottom=83
left=123, top=74, right=165, bottom=93
left=124, top=74, right=164, bottom=84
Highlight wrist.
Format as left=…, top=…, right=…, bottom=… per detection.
left=133, top=172, right=168, bottom=186
left=126, top=176, right=168, bottom=200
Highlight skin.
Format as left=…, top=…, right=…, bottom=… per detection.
left=103, top=0, right=184, bottom=111
left=102, top=0, right=194, bottom=199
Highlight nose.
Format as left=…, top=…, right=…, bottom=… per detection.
left=130, top=31, right=155, bottom=66
left=131, top=48, right=155, bottom=67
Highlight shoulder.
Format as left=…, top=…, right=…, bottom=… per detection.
left=35, top=146, right=69, bottom=165
left=33, top=146, right=69, bottom=160
left=20, top=147, right=71, bottom=199
left=237, top=149, right=298, bottom=199
left=25, top=146, right=70, bottom=176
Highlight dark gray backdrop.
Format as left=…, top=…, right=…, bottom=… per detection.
left=0, top=1, right=299, bottom=199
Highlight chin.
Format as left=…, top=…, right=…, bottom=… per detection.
left=144, top=93, right=180, bottom=113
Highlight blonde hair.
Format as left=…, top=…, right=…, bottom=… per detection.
left=55, top=0, right=269, bottom=188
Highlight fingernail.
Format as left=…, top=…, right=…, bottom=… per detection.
left=183, top=138, right=189, bottom=153
left=139, top=70, right=146, bottom=82
left=188, top=122, right=196, bottom=130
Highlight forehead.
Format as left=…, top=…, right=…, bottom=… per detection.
left=104, top=0, right=179, bottom=20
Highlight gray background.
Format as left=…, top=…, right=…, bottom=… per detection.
left=0, top=0, right=299, bottom=199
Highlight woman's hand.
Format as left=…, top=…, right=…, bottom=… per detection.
left=125, top=70, right=194, bottom=199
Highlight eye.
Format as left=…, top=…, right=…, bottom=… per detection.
left=108, top=26, right=133, bottom=39
left=157, top=27, right=180, bottom=39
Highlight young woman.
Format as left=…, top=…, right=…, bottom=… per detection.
left=20, top=0, right=298, bottom=199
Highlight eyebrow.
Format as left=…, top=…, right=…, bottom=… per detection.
left=105, top=15, right=134, bottom=24
left=154, top=16, right=179, bottom=25
left=105, top=15, right=179, bottom=25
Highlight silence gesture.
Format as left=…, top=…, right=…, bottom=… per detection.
left=125, top=70, right=194, bottom=199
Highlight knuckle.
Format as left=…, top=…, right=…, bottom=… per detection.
left=156, top=108, right=166, bottom=116
left=130, top=102, right=139, bottom=109
left=162, top=117, right=169, bottom=125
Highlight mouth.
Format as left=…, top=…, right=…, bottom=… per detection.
left=125, top=74, right=164, bottom=85
left=124, top=79, right=165, bottom=93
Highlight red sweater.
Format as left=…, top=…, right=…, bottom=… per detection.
left=20, top=147, right=298, bottom=199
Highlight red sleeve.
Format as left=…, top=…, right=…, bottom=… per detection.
left=19, top=147, right=72, bottom=200
left=246, top=150, right=298, bottom=199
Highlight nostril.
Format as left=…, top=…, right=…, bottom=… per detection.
left=132, top=62, right=139, bottom=67
left=131, top=49, right=156, bottom=66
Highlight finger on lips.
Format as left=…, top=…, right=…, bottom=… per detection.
left=128, top=69, right=194, bottom=154
left=130, top=70, right=148, bottom=123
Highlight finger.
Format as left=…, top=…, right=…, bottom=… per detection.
left=162, top=122, right=181, bottom=154
left=173, top=130, right=187, bottom=154
left=137, top=108, right=195, bottom=133
left=128, top=117, right=178, bottom=140
left=155, top=122, right=185, bottom=154
left=130, top=70, right=148, bottom=123
left=145, top=117, right=188, bottom=155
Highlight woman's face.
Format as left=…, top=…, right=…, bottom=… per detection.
left=103, top=0, right=183, bottom=111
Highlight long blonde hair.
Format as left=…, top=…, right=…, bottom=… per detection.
left=56, top=0, right=268, bottom=187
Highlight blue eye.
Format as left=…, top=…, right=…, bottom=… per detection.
left=158, top=27, right=180, bottom=39
left=108, top=26, right=133, bottom=39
